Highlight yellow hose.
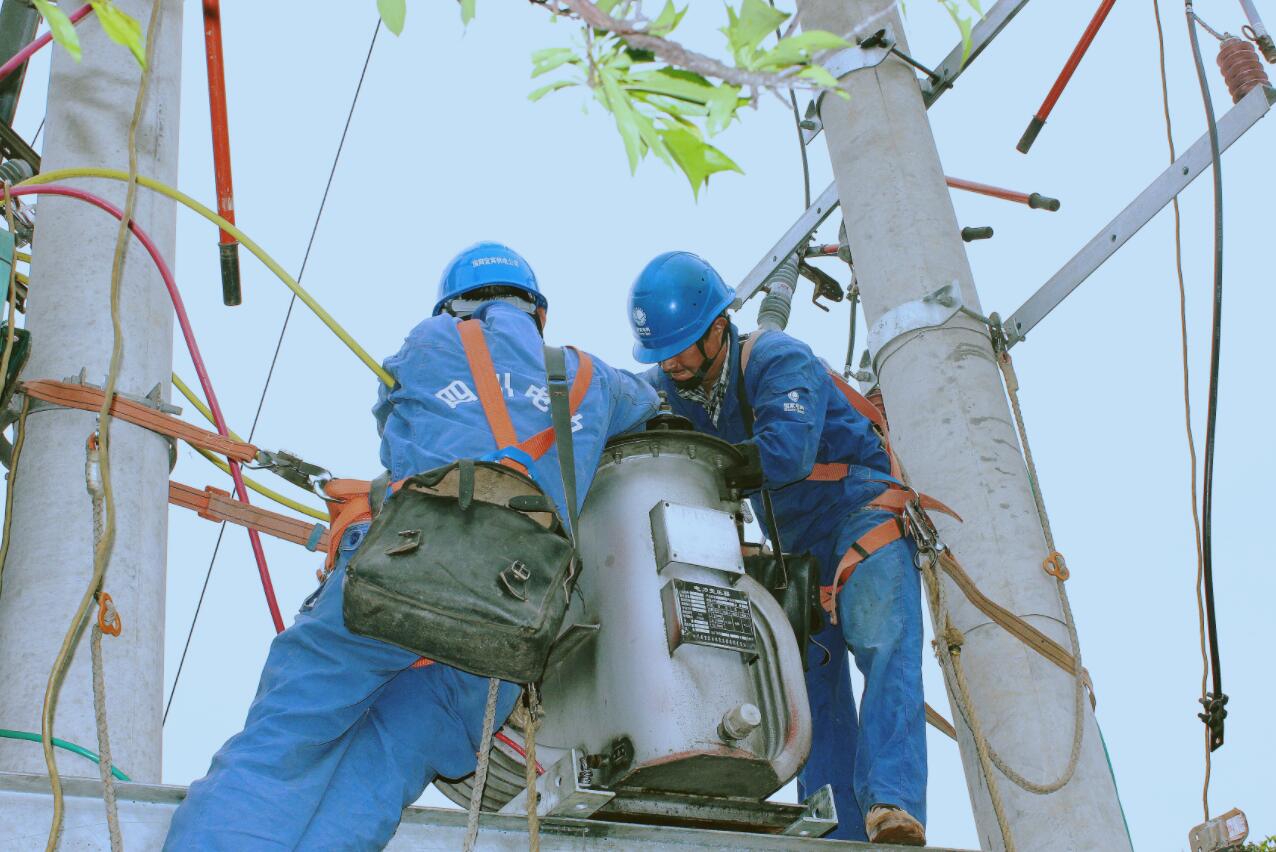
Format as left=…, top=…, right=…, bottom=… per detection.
left=170, top=372, right=328, bottom=521
left=15, top=250, right=30, bottom=264
left=20, top=168, right=394, bottom=387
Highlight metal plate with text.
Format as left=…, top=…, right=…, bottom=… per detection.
left=661, top=579, right=757, bottom=655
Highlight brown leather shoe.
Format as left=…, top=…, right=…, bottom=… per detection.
left=866, top=805, right=927, bottom=846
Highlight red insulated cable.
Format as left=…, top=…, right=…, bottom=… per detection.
left=494, top=731, right=545, bottom=776
left=11, top=183, right=286, bottom=633
left=1035, top=0, right=1117, bottom=121
left=202, top=0, right=235, bottom=241
left=202, top=0, right=242, bottom=306
left=946, top=176, right=1030, bottom=205
left=1017, top=0, right=1117, bottom=154
left=0, top=4, right=94, bottom=85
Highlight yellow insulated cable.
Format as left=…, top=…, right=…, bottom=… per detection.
left=171, top=372, right=327, bottom=522
left=20, top=168, right=394, bottom=387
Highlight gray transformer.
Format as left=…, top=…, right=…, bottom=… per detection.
left=437, top=428, right=813, bottom=821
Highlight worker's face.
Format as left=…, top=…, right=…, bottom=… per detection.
left=659, top=317, right=728, bottom=388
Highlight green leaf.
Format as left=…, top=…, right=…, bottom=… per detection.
left=659, top=122, right=742, bottom=198
left=940, top=1, right=974, bottom=62
left=647, top=0, right=687, bottom=37
left=598, top=68, right=645, bottom=173
left=596, top=0, right=623, bottom=13
left=704, top=83, right=741, bottom=136
left=377, top=0, right=406, bottom=34
left=722, top=0, right=788, bottom=65
left=530, top=47, right=577, bottom=77
left=623, top=68, right=715, bottom=103
left=459, top=0, right=476, bottom=25
left=756, top=29, right=849, bottom=70
left=91, top=1, right=145, bottom=67
left=797, top=64, right=840, bottom=89
left=33, top=0, right=82, bottom=63
left=528, top=79, right=575, bottom=102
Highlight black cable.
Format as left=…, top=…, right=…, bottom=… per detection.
left=786, top=89, right=812, bottom=210
left=162, top=524, right=226, bottom=725
left=1185, top=0, right=1227, bottom=751
left=31, top=117, right=45, bottom=147
left=247, top=19, right=381, bottom=440
left=163, top=20, right=381, bottom=725
left=769, top=0, right=811, bottom=210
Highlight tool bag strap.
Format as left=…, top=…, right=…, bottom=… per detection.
left=368, top=470, right=391, bottom=518
left=734, top=334, right=788, bottom=587
left=544, top=344, right=579, bottom=541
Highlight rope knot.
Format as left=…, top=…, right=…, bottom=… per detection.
left=1042, top=550, right=1070, bottom=580
left=942, top=624, right=965, bottom=652
left=96, top=592, right=122, bottom=637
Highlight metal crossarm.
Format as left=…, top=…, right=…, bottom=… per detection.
left=736, top=0, right=1034, bottom=307
left=1003, top=84, right=1275, bottom=348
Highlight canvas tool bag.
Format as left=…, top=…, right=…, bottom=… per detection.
left=343, top=323, right=587, bottom=683
left=742, top=550, right=823, bottom=669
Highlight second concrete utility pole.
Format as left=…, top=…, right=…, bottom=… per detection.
left=795, top=2, right=1130, bottom=849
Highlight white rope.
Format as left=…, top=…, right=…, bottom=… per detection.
left=86, top=446, right=122, bottom=851
left=524, top=686, right=542, bottom=852
left=463, top=677, right=500, bottom=852
left=919, top=549, right=1016, bottom=852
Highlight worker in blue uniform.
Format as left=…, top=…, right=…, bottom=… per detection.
left=166, top=242, right=659, bottom=850
left=627, top=251, right=927, bottom=846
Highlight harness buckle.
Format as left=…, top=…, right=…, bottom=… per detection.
left=902, top=498, right=942, bottom=561
left=251, top=449, right=336, bottom=502
left=499, top=560, right=532, bottom=601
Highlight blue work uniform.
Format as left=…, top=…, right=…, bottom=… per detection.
left=166, top=302, right=659, bottom=850
left=646, top=323, right=926, bottom=841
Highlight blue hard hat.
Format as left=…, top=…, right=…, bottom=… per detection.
left=433, top=241, right=547, bottom=316
left=628, top=251, right=733, bottom=363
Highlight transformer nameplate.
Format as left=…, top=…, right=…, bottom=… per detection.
left=661, top=579, right=757, bottom=655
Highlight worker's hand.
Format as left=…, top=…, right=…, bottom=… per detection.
left=724, top=441, right=765, bottom=493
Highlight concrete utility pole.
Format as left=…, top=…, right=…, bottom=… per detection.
left=794, top=3, right=1129, bottom=850
left=0, top=0, right=182, bottom=785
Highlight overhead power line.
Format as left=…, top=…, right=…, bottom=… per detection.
left=164, top=19, right=382, bottom=725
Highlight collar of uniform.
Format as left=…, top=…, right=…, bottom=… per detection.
left=673, top=322, right=734, bottom=426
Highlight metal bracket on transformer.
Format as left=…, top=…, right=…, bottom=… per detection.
left=799, top=26, right=897, bottom=144
left=498, top=749, right=615, bottom=819
left=866, top=281, right=991, bottom=369
left=782, top=784, right=839, bottom=838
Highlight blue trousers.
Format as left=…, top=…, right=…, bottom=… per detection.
left=796, top=508, right=927, bottom=841
left=165, top=523, right=521, bottom=851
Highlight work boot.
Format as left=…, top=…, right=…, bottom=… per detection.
left=866, top=805, right=926, bottom=846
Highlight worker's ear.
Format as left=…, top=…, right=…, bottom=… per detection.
left=536, top=307, right=548, bottom=334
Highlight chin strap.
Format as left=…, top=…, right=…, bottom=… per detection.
left=672, top=324, right=727, bottom=391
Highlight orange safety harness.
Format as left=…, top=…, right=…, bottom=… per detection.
left=739, top=332, right=960, bottom=623
left=320, top=319, right=594, bottom=574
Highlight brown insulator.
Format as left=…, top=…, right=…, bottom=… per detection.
left=1218, top=36, right=1270, bottom=103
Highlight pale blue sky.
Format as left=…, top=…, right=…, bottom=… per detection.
left=10, top=1, right=1273, bottom=849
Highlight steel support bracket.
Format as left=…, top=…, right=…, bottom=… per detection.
left=25, top=368, right=183, bottom=417
left=867, top=281, right=967, bottom=367
left=781, top=783, right=839, bottom=838
left=499, top=749, right=615, bottom=819
left=741, top=0, right=1034, bottom=309
left=1002, top=84, right=1275, bottom=348
left=800, top=26, right=896, bottom=144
